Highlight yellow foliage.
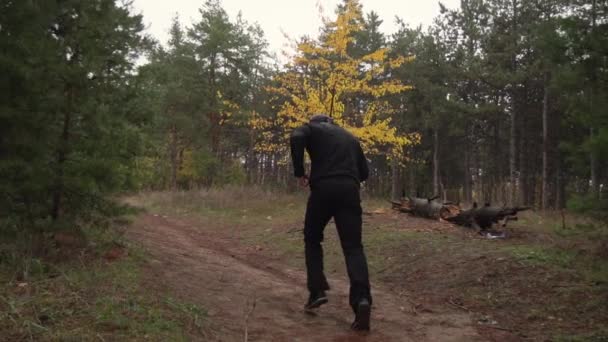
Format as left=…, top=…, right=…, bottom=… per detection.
left=217, top=90, right=240, bottom=125
left=254, top=0, right=415, bottom=158
left=178, top=149, right=197, bottom=180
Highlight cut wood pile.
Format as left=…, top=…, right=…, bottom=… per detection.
left=391, top=197, right=531, bottom=231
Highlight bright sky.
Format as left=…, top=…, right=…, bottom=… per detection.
left=131, top=0, right=459, bottom=61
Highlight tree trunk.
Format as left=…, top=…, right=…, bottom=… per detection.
left=542, top=72, right=550, bottom=210
left=519, top=115, right=528, bottom=206
left=274, top=153, right=281, bottom=185
left=259, top=154, right=266, bottom=185
left=509, top=0, right=519, bottom=206
left=555, top=153, right=565, bottom=209
left=210, top=113, right=221, bottom=156
left=391, top=156, right=400, bottom=201
left=51, top=86, right=73, bottom=221
left=247, top=115, right=257, bottom=183
left=208, top=55, right=222, bottom=157
left=433, top=128, right=440, bottom=196
left=590, top=127, right=599, bottom=197
left=408, top=160, right=415, bottom=198
left=590, top=0, right=599, bottom=199
left=169, top=124, right=178, bottom=190
left=265, top=154, right=273, bottom=186
left=510, top=104, right=518, bottom=206
left=493, top=110, right=501, bottom=204
left=464, top=141, right=472, bottom=204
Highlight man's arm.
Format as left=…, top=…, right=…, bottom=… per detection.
left=357, top=143, right=369, bottom=182
left=290, top=125, right=311, bottom=178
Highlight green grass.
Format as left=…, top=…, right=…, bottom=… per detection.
left=554, top=331, right=608, bottom=342
left=517, top=210, right=608, bottom=239
left=501, top=210, right=608, bottom=286
left=0, top=229, right=206, bottom=341
left=132, top=186, right=307, bottom=227
left=587, top=261, right=608, bottom=284
left=502, top=245, right=577, bottom=268
left=500, top=242, right=608, bottom=285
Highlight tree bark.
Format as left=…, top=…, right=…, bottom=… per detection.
left=258, top=154, right=265, bottom=185
left=509, top=103, right=518, bottom=205
left=590, top=127, right=599, bottom=197
left=589, top=0, right=600, bottom=199
left=519, top=113, right=528, bottom=205
left=493, top=108, right=501, bottom=204
left=542, top=71, right=550, bottom=210
left=555, top=152, right=565, bottom=209
left=509, top=0, right=519, bottom=206
left=169, top=124, right=178, bottom=190
left=433, top=128, right=440, bottom=196
left=274, top=153, right=281, bottom=184
left=210, top=113, right=221, bottom=156
left=408, top=159, right=416, bottom=198
left=464, top=140, right=472, bottom=204
left=51, top=86, right=73, bottom=221
left=391, top=156, right=400, bottom=201
left=207, top=55, right=222, bottom=157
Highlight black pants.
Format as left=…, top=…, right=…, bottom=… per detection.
left=304, top=176, right=372, bottom=312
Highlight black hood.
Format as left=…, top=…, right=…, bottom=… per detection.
left=309, top=114, right=334, bottom=124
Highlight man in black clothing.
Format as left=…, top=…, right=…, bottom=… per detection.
left=290, top=114, right=372, bottom=331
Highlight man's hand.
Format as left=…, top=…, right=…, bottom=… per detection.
left=297, top=176, right=309, bottom=188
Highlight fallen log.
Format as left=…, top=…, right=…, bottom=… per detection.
left=391, top=197, right=461, bottom=220
left=445, top=202, right=531, bottom=230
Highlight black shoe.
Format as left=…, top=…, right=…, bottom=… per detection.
left=304, top=291, right=328, bottom=310
left=351, top=298, right=371, bottom=331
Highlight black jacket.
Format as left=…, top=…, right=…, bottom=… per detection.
left=290, top=121, right=369, bottom=185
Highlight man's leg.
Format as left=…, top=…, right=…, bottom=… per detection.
left=304, top=189, right=332, bottom=305
left=334, top=185, right=372, bottom=327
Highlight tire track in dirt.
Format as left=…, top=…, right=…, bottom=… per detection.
left=128, top=213, right=485, bottom=342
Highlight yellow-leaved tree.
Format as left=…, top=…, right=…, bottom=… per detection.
left=256, top=0, right=415, bottom=158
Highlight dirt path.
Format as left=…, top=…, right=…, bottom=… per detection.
left=128, top=213, right=485, bottom=341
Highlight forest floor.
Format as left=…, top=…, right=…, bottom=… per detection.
left=126, top=188, right=608, bottom=342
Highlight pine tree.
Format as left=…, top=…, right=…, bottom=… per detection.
left=1, top=0, right=147, bottom=228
